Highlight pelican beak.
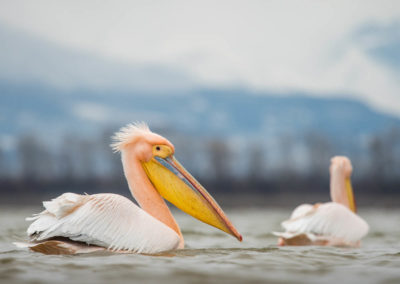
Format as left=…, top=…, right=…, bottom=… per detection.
left=142, top=155, right=242, bottom=241
left=345, top=177, right=357, bottom=213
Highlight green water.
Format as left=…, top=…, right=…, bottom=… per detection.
left=1, top=207, right=399, bottom=284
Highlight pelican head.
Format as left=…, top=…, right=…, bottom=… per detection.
left=112, top=122, right=242, bottom=241
left=329, top=156, right=356, bottom=212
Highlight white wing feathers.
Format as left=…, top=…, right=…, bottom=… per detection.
left=279, top=202, right=369, bottom=243
left=27, top=193, right=180, bottom=254
left=288, top=203, right=315, bottom=220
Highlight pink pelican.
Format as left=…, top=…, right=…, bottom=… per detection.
left=274, top=156, right=369, bottom=247
left=16, top=123, right=242, bottom=254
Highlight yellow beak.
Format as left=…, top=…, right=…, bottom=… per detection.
left=345, top=177, right=357, bottom=213
left=142, top=155, right=242, bottom=241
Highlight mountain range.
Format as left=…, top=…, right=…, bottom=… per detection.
left=1, top=81, right=399, bottom=145
left=1, top=23, right=399, bottom=152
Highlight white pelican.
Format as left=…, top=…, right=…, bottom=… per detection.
left=16, top=123, right=242, bottom=254
left=273, top=156, right=369, bottom=247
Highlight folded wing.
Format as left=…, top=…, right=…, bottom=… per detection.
left=27, top=193, right=180, bottom=254
left=279, top=202, right=369, bottom=243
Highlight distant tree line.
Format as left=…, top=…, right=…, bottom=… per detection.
left=0, top=126, right=399, bottom=204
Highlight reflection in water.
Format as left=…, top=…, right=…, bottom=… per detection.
left=1, top=208, right=400, bottom=284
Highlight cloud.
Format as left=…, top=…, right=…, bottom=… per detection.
left=0, top=0, right=399, bottom=114
left=73, top=103, right=111, bottom=122
left=354, top=21, right=400, bottom=70
left=0, top=134, right=16, bottom=151
left=0, top=25, right=195, bottom=93
left=71, top=102, right=171, bottom=130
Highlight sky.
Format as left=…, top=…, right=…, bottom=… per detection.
left=0, top=0, right=400, bottom=115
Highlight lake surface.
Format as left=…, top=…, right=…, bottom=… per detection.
left=1, top=206, right=399, bottom=284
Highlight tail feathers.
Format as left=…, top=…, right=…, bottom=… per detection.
left=26, top=193, right=86, bottom=240
left=272, top=231, right=289, bottom=237
left=27, top=214, right=59, bottom=239
left=42, top=193, right=85, bottom=219
left=13, top=242, right=33, bottom=248
left=26, top=214, right=41, bottom=221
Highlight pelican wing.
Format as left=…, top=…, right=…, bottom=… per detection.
left=27, top=193, right=180, bottom=254
left=280, top=202, right=369, bottom=243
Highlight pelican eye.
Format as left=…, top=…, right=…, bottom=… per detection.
left=156, top=146, right=161, bottom=151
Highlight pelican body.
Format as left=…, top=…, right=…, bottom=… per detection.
left=274, top=156, right=369, bottom=247
left=17, top=123, right=242, bottom=254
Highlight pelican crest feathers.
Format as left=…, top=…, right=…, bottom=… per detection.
left=111, top=122, right=151, bottom=152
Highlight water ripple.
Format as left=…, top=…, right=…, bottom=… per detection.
left=1, top=208, right=400, bottom=284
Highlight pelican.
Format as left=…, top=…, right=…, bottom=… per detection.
left=16, top=123, right=242, bottom=254
left=273, top=156, right=369, bottom=247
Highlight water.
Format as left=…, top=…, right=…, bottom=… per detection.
left=1, top=207, right=400, bottom=284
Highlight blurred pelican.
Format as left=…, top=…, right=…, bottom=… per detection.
left=273, top=156, right=369, bottom=247
left=16, top=123, right=242, bottom=254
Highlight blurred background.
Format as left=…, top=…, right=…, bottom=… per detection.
left=0, top=0, right=399, bottom=207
